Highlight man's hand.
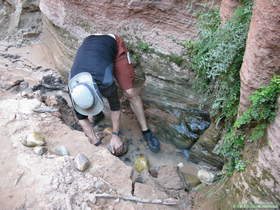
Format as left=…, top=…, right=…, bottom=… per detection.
left=109, top=134, right=124, bottom=156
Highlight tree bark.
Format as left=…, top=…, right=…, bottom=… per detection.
left=238, top=0, right=280, bottom=114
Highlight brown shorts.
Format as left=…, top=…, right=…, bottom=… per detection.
left=114, top=35, right=135, bottom=90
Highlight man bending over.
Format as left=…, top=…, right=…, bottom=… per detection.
left=68, top=34, right=160, bottom=156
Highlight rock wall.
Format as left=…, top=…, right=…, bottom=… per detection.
left=38, top=0, right=218, bottom=156
left=238, top=0, right=280, bottom=114
left=39, top=0, right=199, bottom=54
left=192, top=1, right=280, bottom=208
left=0, top=0, right=42, bottom=45
left=200, top=0, right=280, bottom=208
left=234, top=0, right=280, bottom=204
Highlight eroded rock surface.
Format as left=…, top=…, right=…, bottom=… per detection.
left=189, top=123, right=224, bottom=169
left=39, top=0, right=198, bottom=54
left=0, top=0, right=42, bottom=44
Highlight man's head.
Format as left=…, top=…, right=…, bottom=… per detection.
left=68, top=72, right=104, bottom=116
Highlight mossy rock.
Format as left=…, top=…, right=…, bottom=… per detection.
left=21, top=132, right=46, bottom=147
left=184, top=173, right=201, bottom=188
left=134, top=156, right=149, bottom=173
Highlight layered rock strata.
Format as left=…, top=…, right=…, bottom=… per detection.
left=39, top=0, right=213, bottom=157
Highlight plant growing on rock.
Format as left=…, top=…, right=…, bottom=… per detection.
left=184, top=0, right=280, bottom=174
left=185, top=0, right=253, bottom=126
left=219, top=76, right=280, bottom=174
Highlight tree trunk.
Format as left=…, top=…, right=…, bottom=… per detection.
left=238, top=0, right=280, bottom=114
left=232, top=0, right=280, bottom=206
left=196, top=1, right=280, bottom=209
left=220, top=0, right=240, bottom=24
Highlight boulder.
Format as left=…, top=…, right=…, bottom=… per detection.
left=33, top=146, right=47, bottom=156
left=134, top=156, right=149, bottom=173
left=197, top=169, right=216, bottom=185
left=54, top=145, right=69, bottom=156
left=189, top=123, right=224, bottom=168
left=21, top=132, right=46, bottom=147
left=184, top=173, right=201, bottom=188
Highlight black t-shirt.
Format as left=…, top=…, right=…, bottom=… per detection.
left=70, top=35, right=120, bottom=119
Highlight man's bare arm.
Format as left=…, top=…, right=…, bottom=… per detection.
left=110, top=110, right=124, bottom=155
left=79, top=119, right=100, bottom=145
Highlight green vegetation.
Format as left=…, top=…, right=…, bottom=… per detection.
left=220, top=76, right=280, bottom=174
left=234, top=77, right=280, bottom=130
left=185, top=0, right=280, bottom=174
left=137, top=41, right=150, bottom=52
left=185, top=0, right=253, bottom=125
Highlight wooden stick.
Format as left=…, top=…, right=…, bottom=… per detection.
left=176, top=166, right=191, bottom=192
left=33, top=107, right=59, bottom=113
left=95, top=193, right=178, bottom=206
left=14, top=171, right=24, bottom=186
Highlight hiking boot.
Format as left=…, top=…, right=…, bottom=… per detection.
left=143, top=131, right=160, bottom=153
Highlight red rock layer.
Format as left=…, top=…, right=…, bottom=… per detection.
left=238, top=0, right=280, bottom=114
left=234, top=0, right=280, bottom=204
left=39, top=0, right=200, bottom=54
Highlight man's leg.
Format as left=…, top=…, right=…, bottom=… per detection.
left=125, top=88, right=148, bottom=131
left=113, top=35, right=160, bottom=152
left=125, top=88, right=160, bottom=153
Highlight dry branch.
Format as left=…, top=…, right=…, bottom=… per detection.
left=95, top=193, right=178, bottom=206
left=33, top=107, right=59, bottom=113
left=177, top=166, right=191, bottom=192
